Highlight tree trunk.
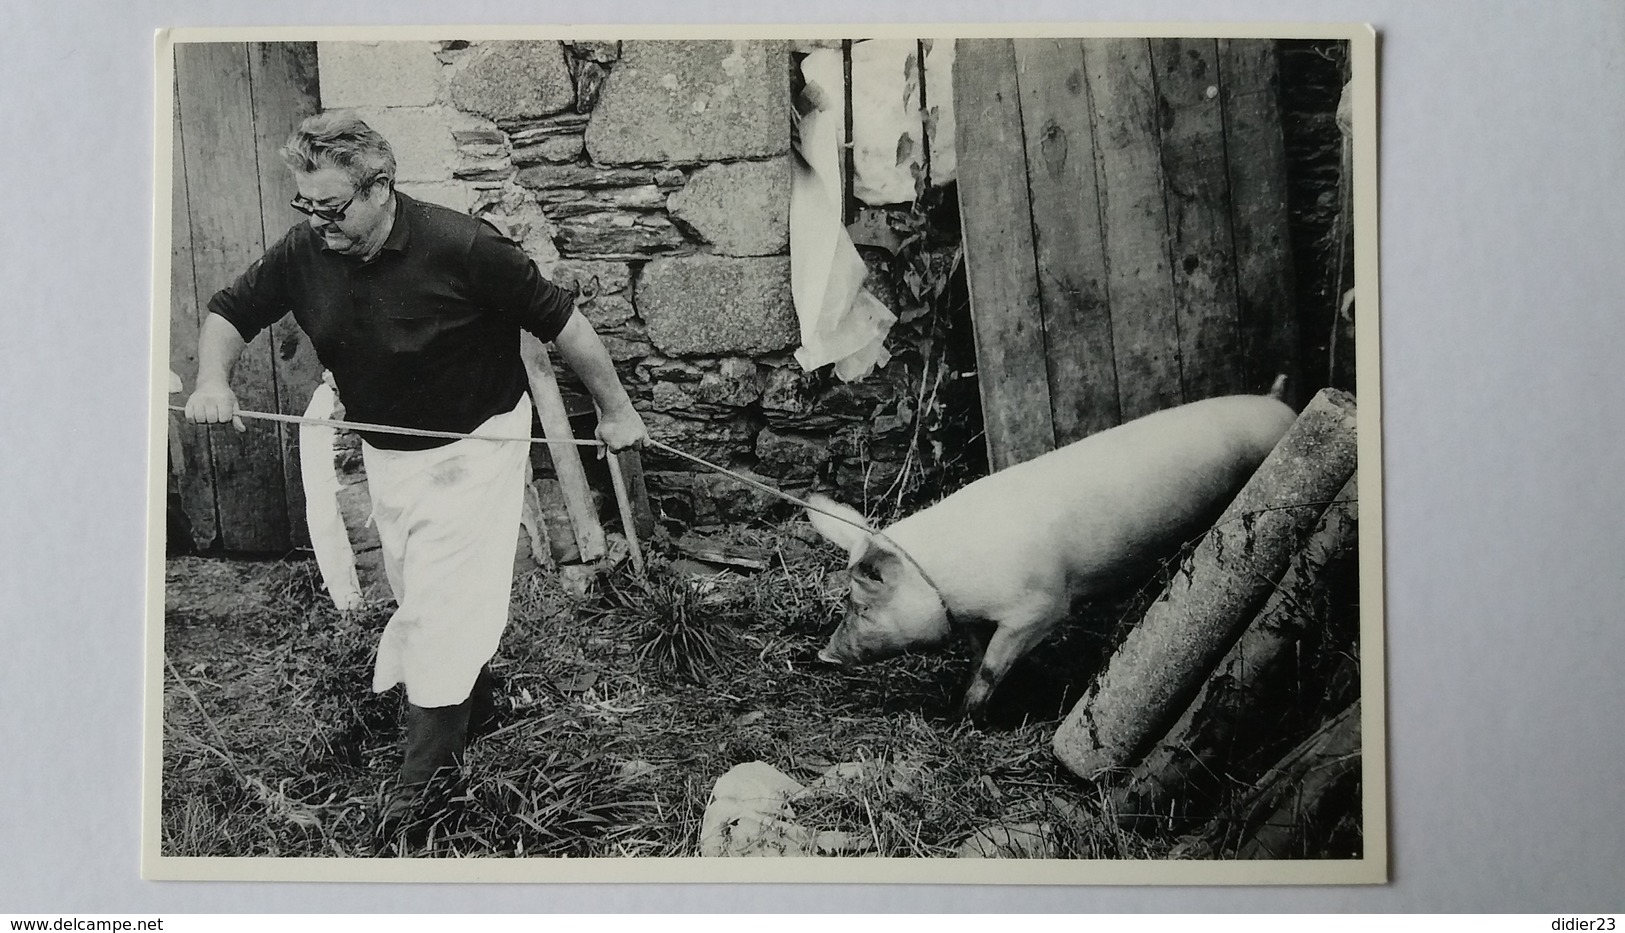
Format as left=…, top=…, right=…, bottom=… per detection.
left=1115, top=474, right=1359, bottom=833
left=1171, top=699, right=1362, bottom=859
left=1053, top=389, right=1358, bottom=780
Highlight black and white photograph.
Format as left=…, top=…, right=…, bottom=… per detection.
left=147, top=25, right=1381, bottom=882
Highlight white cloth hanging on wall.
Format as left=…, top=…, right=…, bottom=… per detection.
left=791, top=48, right=894, bottom=381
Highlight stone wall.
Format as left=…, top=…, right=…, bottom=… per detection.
left=317, top=38, right=927, bottom=530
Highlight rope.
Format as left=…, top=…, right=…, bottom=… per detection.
left=171, top=404, right=948, bottom=605
left=166, top=404, right=600, bottom=447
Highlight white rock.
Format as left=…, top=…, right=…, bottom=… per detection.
left=699, top=761, right=812, bottom=857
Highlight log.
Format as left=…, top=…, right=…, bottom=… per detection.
left=1052, top=389, right=1359, bottom=780
left=1171, top=699, right=1362, bottom=859
left=519, top=333, right=606, bottom=562
left=1115, top=473, right=1359, bottom=832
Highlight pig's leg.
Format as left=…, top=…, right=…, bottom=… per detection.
left=959, top=616, right=1054, bottom=721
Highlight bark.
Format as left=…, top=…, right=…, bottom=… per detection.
left=1115, top=474, right=1359, bottom=832
left=1053, top=389, right=1358, bottom=780
left=1171, top=699, right=1363, bottom=860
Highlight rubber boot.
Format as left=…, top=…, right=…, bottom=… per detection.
left=468, top=666, right=503, bottom=747
left=377, top=698, right=472, bottom=836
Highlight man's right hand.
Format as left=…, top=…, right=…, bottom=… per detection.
left=185, top=382, right=246, bottom=432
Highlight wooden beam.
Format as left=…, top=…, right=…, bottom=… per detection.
left=953, top=37, right=1056, bottom=470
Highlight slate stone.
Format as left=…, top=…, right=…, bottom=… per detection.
left=759, top=365, right=816, bottom=418
left=533, top=185, right=667, bottom=218
left=512, top=134, right=585, bottom=165
left=695, top=358, right=765, bottom=407
left=504, top=113, right=591, bottom=144
left=554, top=212, right=688, bottom=260
left=516, top=163, right=659, bottom=190
left=640, top=412, right=758, bottom=468
left=646, top=469, right=790, bottom=527
left=754, top=428, right=831, bottom=481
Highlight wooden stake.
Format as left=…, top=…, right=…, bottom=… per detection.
left=607, top=450, right=646, bottom=574
left=519, top=333, right=605, bottom=562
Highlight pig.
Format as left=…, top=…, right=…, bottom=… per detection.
left=806, top=388, right=1296, bottom=721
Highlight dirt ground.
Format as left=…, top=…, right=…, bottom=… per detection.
left=160, top=515, right=1361, bottom=860
left=159, top=524, right=1160, bottom=859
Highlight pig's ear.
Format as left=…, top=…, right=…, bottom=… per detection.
left=806, top=494, right=874, bottom=560
left=850, top=539, right=904, bottom=600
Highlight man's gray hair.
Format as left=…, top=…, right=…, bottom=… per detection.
left=279, top=112, right=397, bottom=189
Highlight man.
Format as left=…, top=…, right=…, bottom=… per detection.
left=184, top=113, right=647, bottom=829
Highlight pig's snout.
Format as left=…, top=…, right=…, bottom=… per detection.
left=817, top=625, right=864, bottom=666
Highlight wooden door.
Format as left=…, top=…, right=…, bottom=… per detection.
left=171, top=42, right=322, bottom=552
left=955, top=38, right=1297, bottom=471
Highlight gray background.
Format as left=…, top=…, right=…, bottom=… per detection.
left=3, top=0, right=1622, bottom=913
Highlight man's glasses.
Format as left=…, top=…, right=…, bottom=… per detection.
left=290, top=176, right=381, bottom=223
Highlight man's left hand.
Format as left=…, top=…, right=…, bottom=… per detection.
left=595, top=405, right=649, bottom=455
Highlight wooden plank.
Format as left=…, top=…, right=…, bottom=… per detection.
left=169, top=67, right=219, bottom=551
left=1219, top=39, right=1299, bottom=398
left=519, top=333, right=606, bottom=562
left=953, top=38, right=1056, bottom=471
left=1012, top=37, right=1120, bottom=444
left=249, top=41, right=323, bottom=548
left=1082, top=38, right=1183, bottom=420
left=176, top=41, right=290, bottom=552
left=1150, top=38, right=1243, bottom=402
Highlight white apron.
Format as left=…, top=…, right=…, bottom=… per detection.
left=363, top=395, right=531, bottom=708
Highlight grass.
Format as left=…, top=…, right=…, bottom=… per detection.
left=160, top=520, right=1359, bottom=859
